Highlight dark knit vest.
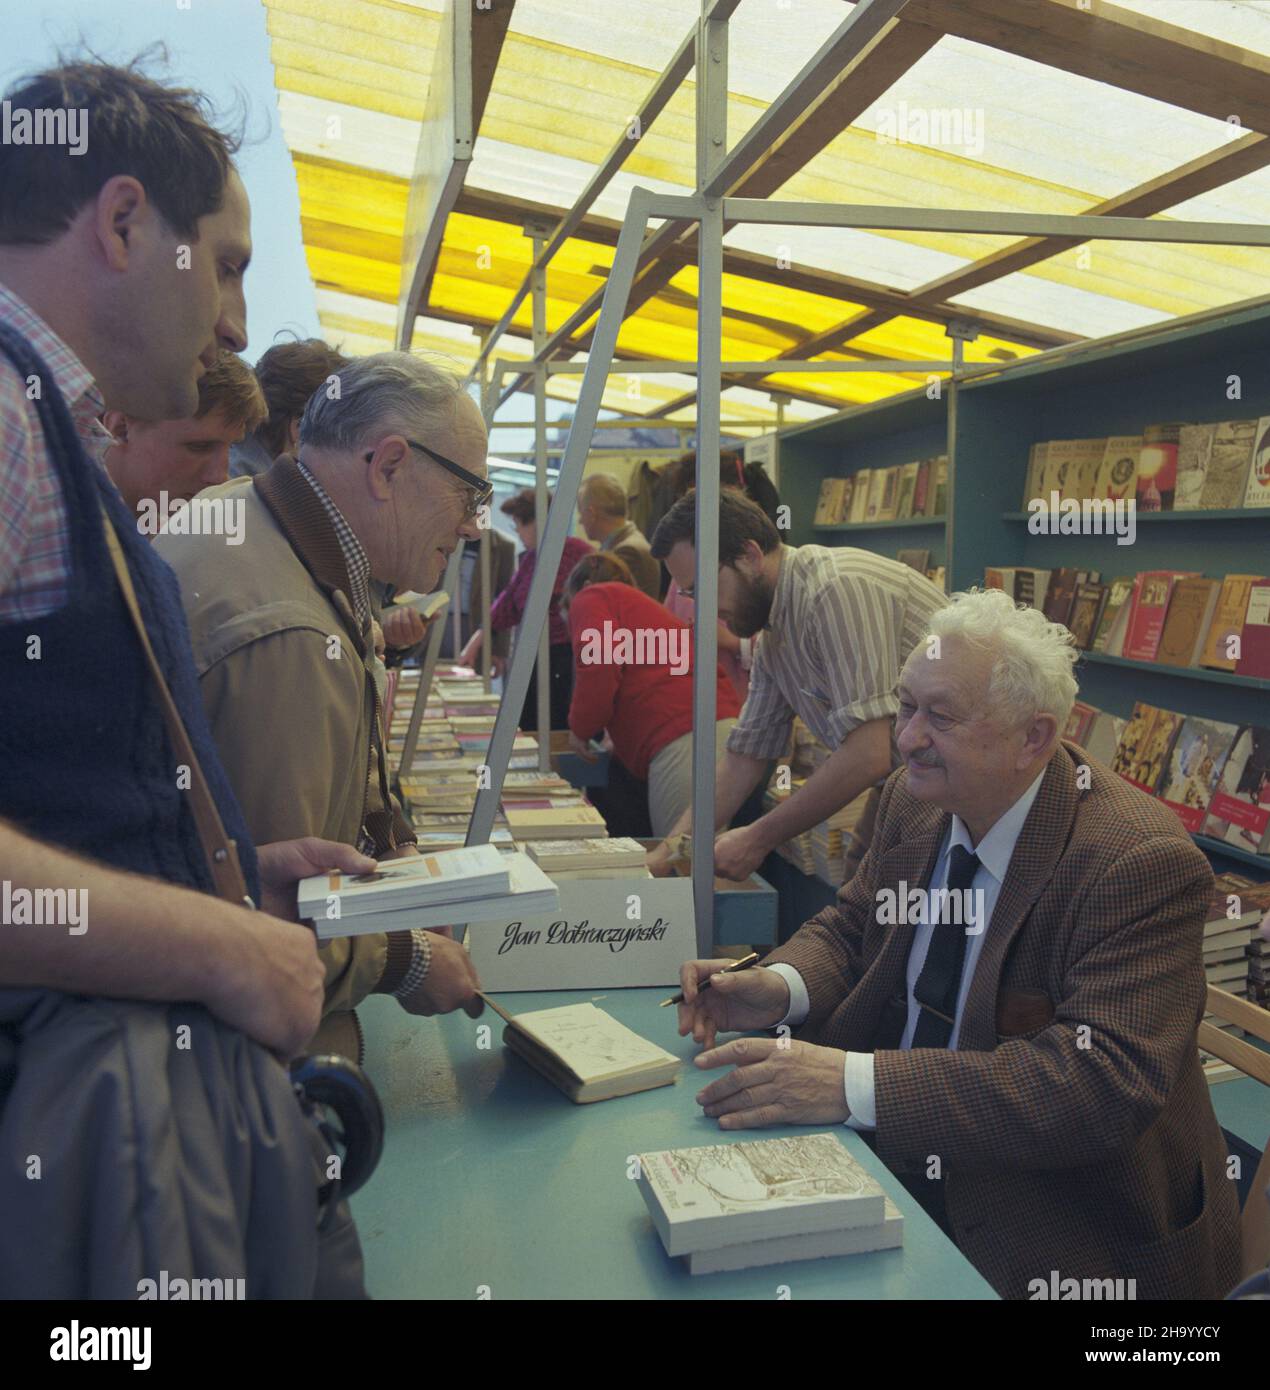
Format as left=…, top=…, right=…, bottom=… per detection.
left=0, top=323, right=259, bottom=900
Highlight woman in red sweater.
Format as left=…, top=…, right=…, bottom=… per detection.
left=562, top=556, right=741, bottom=836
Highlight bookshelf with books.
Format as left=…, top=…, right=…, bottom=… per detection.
left=951, top=298, right=1270, bottom=880
left=778, top=386, right=949, bottom=586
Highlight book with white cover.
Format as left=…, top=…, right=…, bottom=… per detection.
left=298, top=843, right=508, bottom=920
left=498, top=1001, right=679, bottom=1103
left=636, top=1132, right=887, bottom=1257
left=391, top=589, right=450, bottom=619
left=526, top=836, right=647, bottom=870
left=312, top=851, right=557, bottom=939
left=687, top=1197, right=903, bottom=1274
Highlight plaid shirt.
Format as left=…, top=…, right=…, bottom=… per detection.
left=294, top=457, right=372, bottom=633
left=0, top=283, right=112, bottom=622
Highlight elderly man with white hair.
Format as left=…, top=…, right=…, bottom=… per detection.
left=157, top=352, right=491, bottom=1060
left=676, top=587, right=1241, bottom=1300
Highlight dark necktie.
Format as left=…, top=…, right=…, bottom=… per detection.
left=911, top=843, right=981, bottom=1048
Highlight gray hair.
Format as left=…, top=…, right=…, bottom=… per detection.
left=579, top=472, right=627, bottom=518
left=924, top=587, right=1079, bottom=729
left=297, top=351, right=466, bottom=452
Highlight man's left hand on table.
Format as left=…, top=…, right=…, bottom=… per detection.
left=694, top=1036, right=850, bottom=1129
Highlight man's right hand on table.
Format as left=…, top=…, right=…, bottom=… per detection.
left=675, top=957, right=790, bottom=1052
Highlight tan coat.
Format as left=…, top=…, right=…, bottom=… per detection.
left=764, top=742, right=1241, bottom=1300
left=156, top=460, right=416, bottom=1057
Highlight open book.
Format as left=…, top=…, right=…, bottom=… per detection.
left=492, top=1000, right=679, bottom=1104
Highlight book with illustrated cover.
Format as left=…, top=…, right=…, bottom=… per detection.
left=1022, top=441, right=1048, bottom=507
left=1066, top=582, right=1107, bottom=649
left=636, top=1133, right=888, bottom=1259
left=1041, top=568, right=1081, bottom=627
left=1199, top=418, right=1257, bottom=510
left=1155, top=577, right=1219, bottom=668
left=1121, top=571, right=1197, bottom=663
left=1038, top=438, right=1079, bottom=501
left=849, top=470, right=872, bottom=523
left=927, top=456, right=949, bottom=517
left=1244, top=417, right=1270, bottom=508
left=1204, top=724, right=1270, bottom=854
left=895, top=462, right=919, bottom=520
left=1091, top=575, right=1136, bottom=653
left=876, top=467, right=900, bottom=522
left=912, top=459, right=931, bottom=516
left=1065, top=437, right=1107, bottom=502
left=1012, top=567, right=1050, bottom=610
left=813, top=478, right=845, bottom=526
left=1156, top=717, right=1238, bottom=833
left=1064, top=701, right=1098, bottom=744
left=1110, top=703, right=1185, bottom=795
left=864, top=468, right=887, bottom=522
left=496, top=1000, right=679, bottom=1104
left=1199, top=574, right=1260, bottom=671
left=1094, top=435, right=1141, bottom=503
left=1172, top=424, right=1215, bottom=511
left=1233, top=578, right=1270, bottom=680
left=1136, top=423, right=1183, bottom=511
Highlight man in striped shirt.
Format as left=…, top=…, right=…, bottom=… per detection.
left=649, top=489, right=948, bottom=881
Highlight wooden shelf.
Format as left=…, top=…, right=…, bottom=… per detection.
left=812, top=516, right=945, bottom=532
left=1077, top=650, right=1270, bottom=693
left=1193, top=835, right=1270, bottom=874
left=1002, top=508, right=1270, bottom=524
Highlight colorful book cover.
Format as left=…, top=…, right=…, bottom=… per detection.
left=1121, top=571, right=1197, bottom=663
left=895, top=462, right=919, bottom=520
left=1157, top=717, right=1239, bottom=833
left=1136, top=423, right=1182, bottom=512
left=1199, top=418, right=1257, bottom=510
left=877, top=468, right=900, bottom=521
left=1199, top=574, right=1260, bottom=672
left=1172, top=424, right=1215, bottom=511
left=1091, top=576, right=1135, bottom=653
left=1094, top=436, right=1141, bottom=503
left=1066, top=582, right=1107, bottom=650
left=1111, top=702, right=1185, bottom=795
left=1244, top=417, right=1270, bottom=508
left=1041, top=567, right=1081, bottom=628
left=1233, top=578, right=1270, bottom=680
left=1204, top=724, right=1270, bottom=854
left=1064, top=701, right=1098, bottom=744
left=1155, top=577, right=1219, bottom=668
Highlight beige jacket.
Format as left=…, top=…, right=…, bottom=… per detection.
left=156, top=459, right=416, bottom=1058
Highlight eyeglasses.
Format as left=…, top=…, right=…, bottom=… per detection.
left=363, top=438, right=493, bottom=519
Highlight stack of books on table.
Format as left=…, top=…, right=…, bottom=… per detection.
left=505, top=803, right=608, bottom=842
left=635, top=1132, right=902, bottom=1275
left=300, top=842, right=557, bottom=938
left=526, top=836, right=650, bottom=881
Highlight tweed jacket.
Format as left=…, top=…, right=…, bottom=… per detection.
left=763, top=741, right=1241, bottom=1300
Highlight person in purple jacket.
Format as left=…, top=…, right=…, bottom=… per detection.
left=460, top=487, right=593, bottom=731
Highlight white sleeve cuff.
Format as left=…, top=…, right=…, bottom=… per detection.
left=766, top=963, right=809, bottom=1027
left=843, top=1050, right=877, bottom=1131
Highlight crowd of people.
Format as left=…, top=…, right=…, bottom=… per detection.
left=0, top=55, right=1259, bottom=1303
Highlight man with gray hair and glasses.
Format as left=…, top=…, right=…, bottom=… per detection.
left=675, top=587, right=1240, bottom=1300
left=158, top=352, right=492, bottom=1062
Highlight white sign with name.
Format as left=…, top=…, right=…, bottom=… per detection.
left=465, top=877, right=696, bottom=991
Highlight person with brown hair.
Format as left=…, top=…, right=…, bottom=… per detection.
left=562, top=552, right=741, bottom=836
left=0, top=54, right=370, bottom=1297
left=229, top=336, right=349, bottom=478
left=459, top=487, right=593, bottom=731
left=102, top=349, right=267, bottom=517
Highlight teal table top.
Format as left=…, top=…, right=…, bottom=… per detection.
left=349, top=987, right=998, bottom=1300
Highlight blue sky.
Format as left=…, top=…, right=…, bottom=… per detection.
left=2, top=0, right=322, bottom=359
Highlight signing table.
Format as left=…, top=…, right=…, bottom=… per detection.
left=349, top=986, right=998, bottom=1300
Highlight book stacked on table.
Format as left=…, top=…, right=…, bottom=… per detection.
left=494, top=1000, right=679, bottom=1103
left=505, top=804, right=608, bottom=841
left=525, top=836, right=649, bottom=880
left=635, top=1132, right=901, bottom=1274
left=300, top=844, right=558, bottom=938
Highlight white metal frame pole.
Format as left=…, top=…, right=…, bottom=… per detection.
left=466, top=191, right=657, bottom=845
left=477, top=332, right=494, bottom=692
left=530, top=227, right=552, bottom=765
left=691, top=2, right=727, bottom=957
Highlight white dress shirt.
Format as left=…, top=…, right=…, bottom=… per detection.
left=768, top=770, right=1046, bottom=1129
